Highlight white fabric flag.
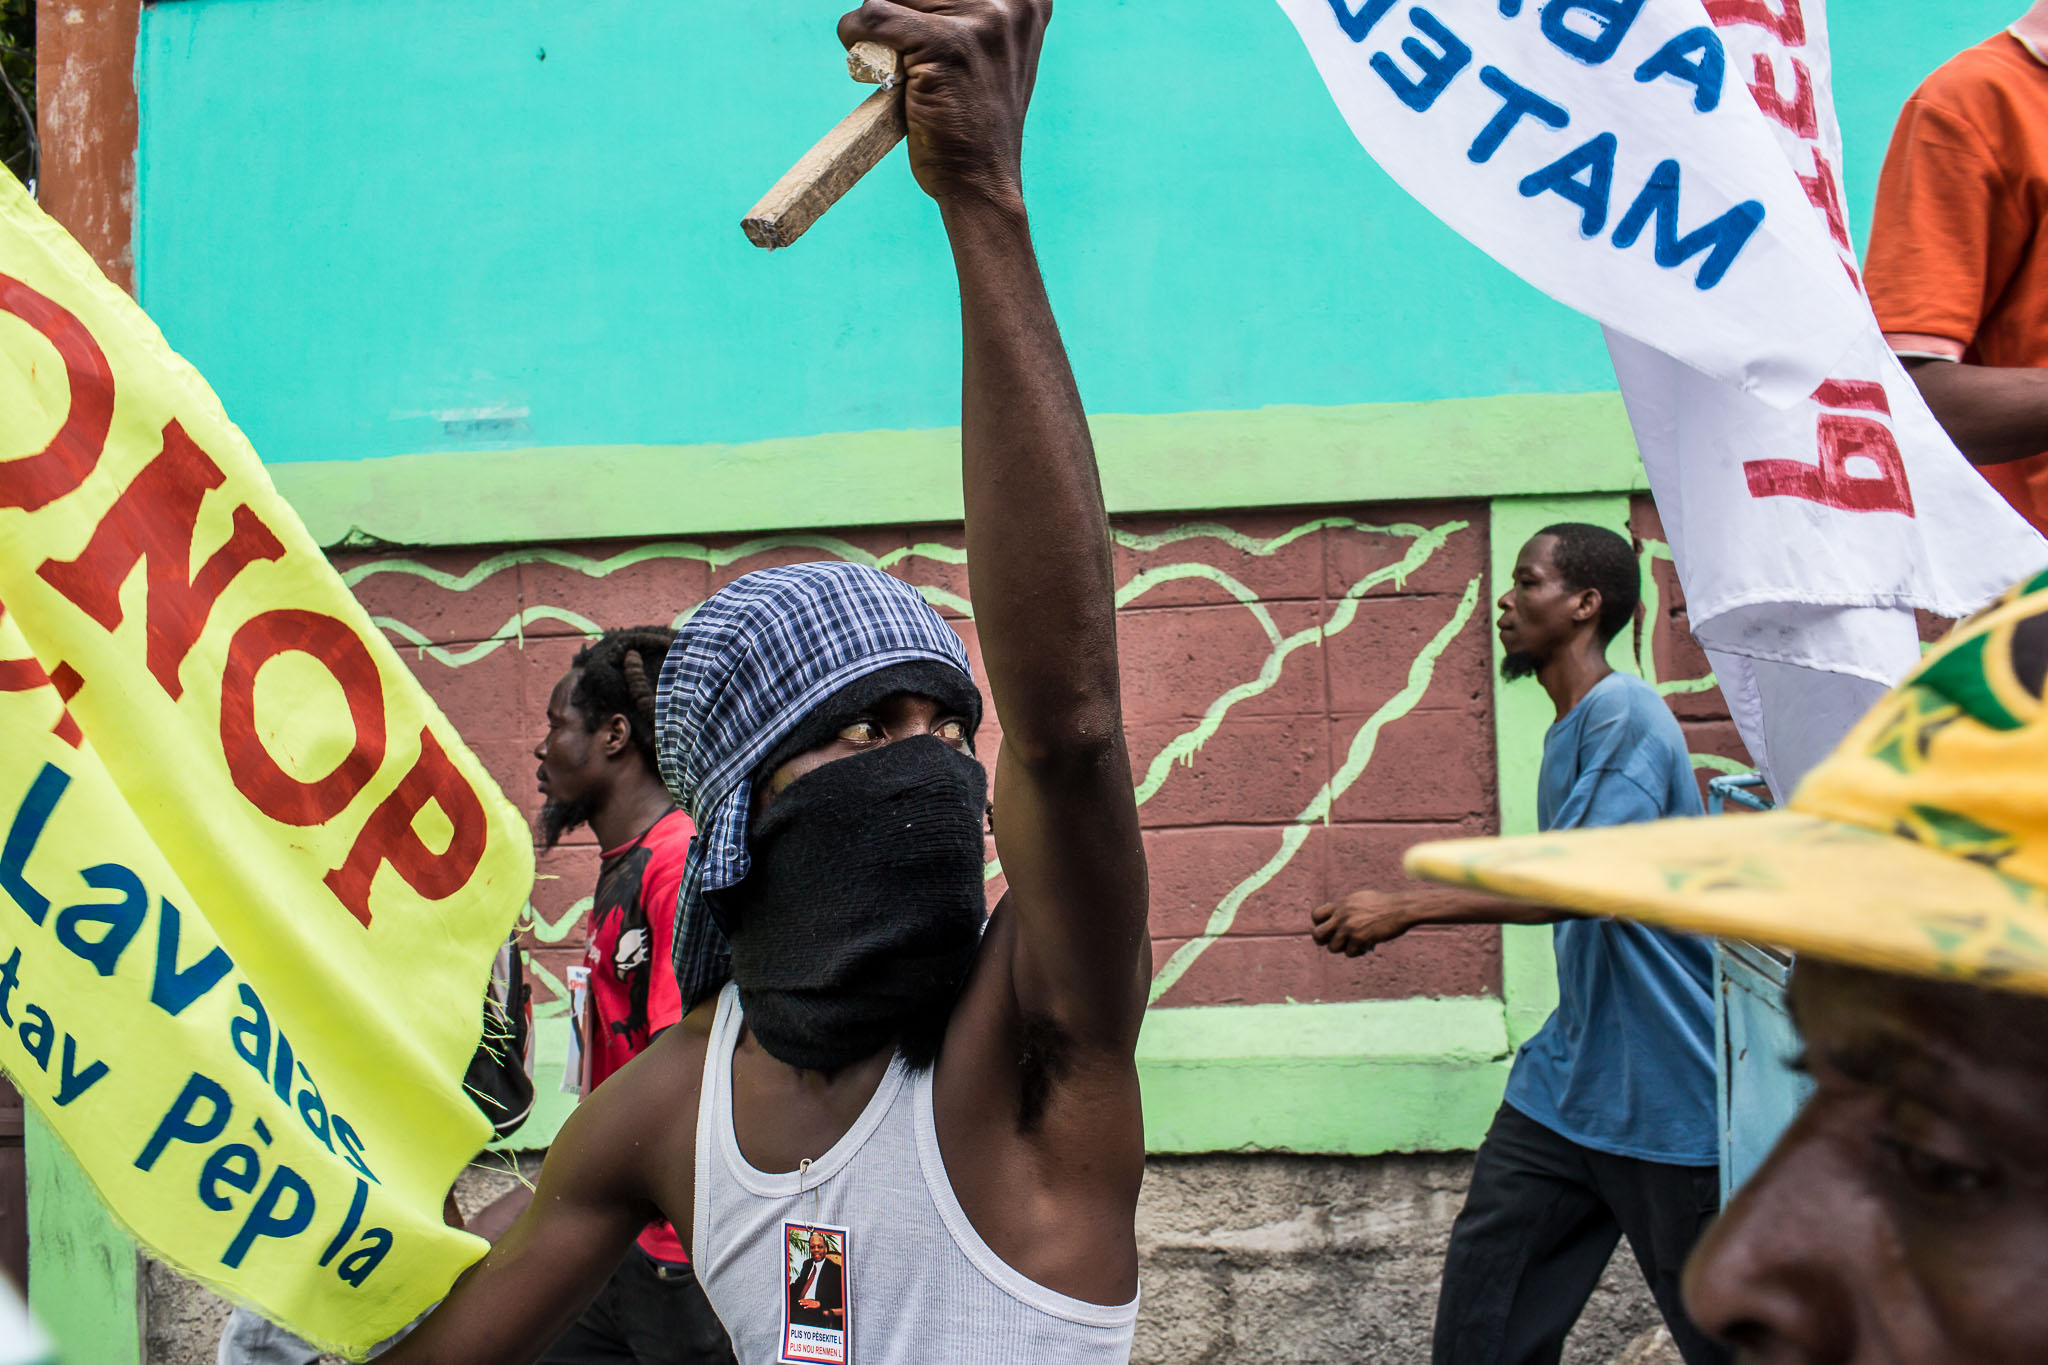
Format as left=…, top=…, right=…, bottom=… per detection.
left=1278, top=0, right=2046, bottom=792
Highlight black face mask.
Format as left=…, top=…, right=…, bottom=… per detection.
left=717, top=735, right=988, bottom=1073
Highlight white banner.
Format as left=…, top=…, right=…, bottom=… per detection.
left=1275, top=0, right=1869, bottom=407
left=1612, top=0, right=2042, bottom=792
left=1280, top=0, right=2045, bottom=792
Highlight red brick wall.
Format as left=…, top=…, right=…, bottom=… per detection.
left=337, top=498, right=1751, bottom=1021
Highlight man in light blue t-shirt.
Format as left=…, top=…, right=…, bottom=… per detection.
left=1311, top=523, right=1725, bottom=1365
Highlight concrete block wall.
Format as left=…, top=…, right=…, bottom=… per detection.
left=1135, top=1156, right=1666, bottom=1364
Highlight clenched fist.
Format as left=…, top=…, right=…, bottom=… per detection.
left=838, top=0, right=1050, bottom=213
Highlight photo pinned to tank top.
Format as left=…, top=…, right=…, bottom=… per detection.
left=781, top=1221, right=851, bottom=1364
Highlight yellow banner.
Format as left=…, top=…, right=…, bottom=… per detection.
left=0, top=168, right=530, bottom=1352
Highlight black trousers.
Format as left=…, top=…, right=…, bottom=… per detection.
left=1433, top=1104, right=1730, bottom=1365
left=538, top=1248, right=737, bottom=1365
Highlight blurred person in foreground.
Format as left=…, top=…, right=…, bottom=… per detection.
left=1404, top=566, right=2048, bottom=1363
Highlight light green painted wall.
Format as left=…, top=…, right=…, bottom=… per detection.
left=509, top=997, right=1513, bottom=1157
left=25, top=1115, right=138, bottom=1365
left=278, top=394, right=1643, bottom=548
left=1138, top=999, right=1509, bottom=1154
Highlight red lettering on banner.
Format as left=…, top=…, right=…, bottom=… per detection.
left=0, top=275, right=115, bottom=513
left=0, top=611, right=45, bottom=693
left=1798, top=147, right=1853, bottom=254
left=1812, top=379, right=1889, bottom=414
left=35, top=420, right=287, bottom=700
left=0, top=653, right=45, bottom=692
left=220, top=609, right=388, bottom=826
left=323, top=729, right=486, bottom=928
left=1705, top=0, right=1806, bottom=46
left=47, top=665, right=84, bottom=748
left=0, top=603, right=83, bottom=747
left=1749, top=54, right=1817, bottom=139
left=1744, top=381, right=1916, bottom=516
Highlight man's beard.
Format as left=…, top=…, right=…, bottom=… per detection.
left=538, top=796, right=597, bottom=852
left=1499, top=650, right=1541, bottom=682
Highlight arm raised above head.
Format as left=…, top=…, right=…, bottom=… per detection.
left=837, top=0, right=1149, bottom=1052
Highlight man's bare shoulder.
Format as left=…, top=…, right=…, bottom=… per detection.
left=564, top=999, right=716, bottom=1173
left=605, top=998, right=716, bottom=1126
left=551, top=996, right=718, bottom=1242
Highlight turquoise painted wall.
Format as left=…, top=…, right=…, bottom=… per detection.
left=132, top=1, right=2014, bottom=468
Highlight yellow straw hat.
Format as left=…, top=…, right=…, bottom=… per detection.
left=1407, top=567, right=2048, bottom=996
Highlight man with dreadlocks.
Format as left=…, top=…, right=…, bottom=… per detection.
left=384, top=3, right=1147, bottom=1361
left=530, top=627, right=735, bottom=1365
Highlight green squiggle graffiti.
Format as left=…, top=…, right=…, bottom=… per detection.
left=523, top=895, right=593, bottom=945
left=526, top=957, right=572, bottom=1020
left=985, top=526, right=1466, bottom=928
left=341, top=535, right=966, bottom=592
left=1636, top=535, right=1720, bottom=700
left=378, top=607, right=606, bottom=666
left=338, top=519, right=1438, bottom=594
left=1128, top=525, right=1464, bottom=806
left=357, top=516, right=1484, bottom=1002
left=1117, top=564, right=1286, bottom=644
left=1147, top=575, right=1484, bottom=1004
left=1115, top=518, right=1423, bottom=559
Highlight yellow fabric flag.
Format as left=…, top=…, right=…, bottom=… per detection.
left=0, top=167, right=530, bottom=1352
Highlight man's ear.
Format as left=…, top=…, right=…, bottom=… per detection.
left=1572, top=588, right=1603, bottom=627
left=601, top=713, right=633, bottom=759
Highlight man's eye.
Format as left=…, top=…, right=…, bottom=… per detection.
left=837, top=720, right=882, bottom=742
left=1878, top=1134, right=1996, bottom=1200
left=936, top=719, right=968, bottom=743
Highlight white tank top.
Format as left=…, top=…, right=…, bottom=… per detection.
left=692, top=984, right=1140, bottom=1364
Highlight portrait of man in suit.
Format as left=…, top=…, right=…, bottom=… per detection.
left=787, top=1227, right=846, bottom=1331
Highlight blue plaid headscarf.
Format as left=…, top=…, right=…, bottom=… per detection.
left=656, top=562, right=978, bottom=1009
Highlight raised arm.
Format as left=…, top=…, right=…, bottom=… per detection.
left=836, top=0, right=1149, bottom=1050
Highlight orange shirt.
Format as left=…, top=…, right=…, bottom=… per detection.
left=1865, top=31, right=2048, bottom=533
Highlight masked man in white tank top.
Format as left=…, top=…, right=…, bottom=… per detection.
left=384, top=4, right=1150, bottom=1361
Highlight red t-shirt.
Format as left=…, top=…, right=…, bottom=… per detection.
left=583, top=808, right=692, bottom=1262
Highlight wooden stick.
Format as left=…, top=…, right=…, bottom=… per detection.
left=846, top=41, right=900, bottom=88
left=743, top=47, right=905, bottom=251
